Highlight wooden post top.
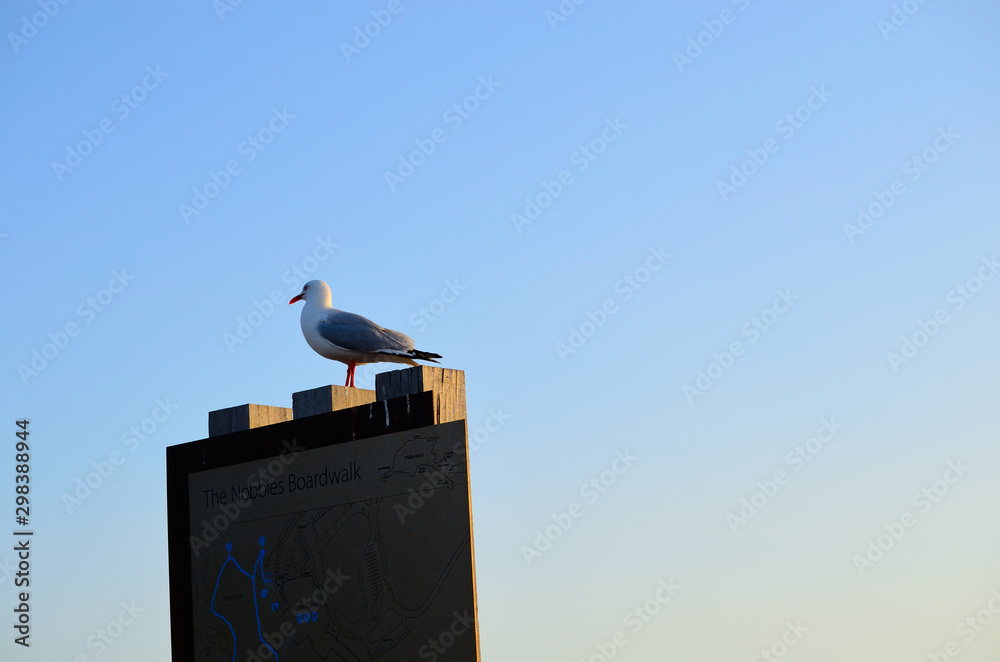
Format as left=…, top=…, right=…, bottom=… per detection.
left=208, top=366, right=465, bottom=437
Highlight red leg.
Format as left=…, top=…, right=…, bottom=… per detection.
left=345, top=361, right=356, bottom=388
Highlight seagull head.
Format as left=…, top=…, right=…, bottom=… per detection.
left=289, top=280, right=331, bottom=306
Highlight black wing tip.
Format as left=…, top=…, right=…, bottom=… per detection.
left=410, top=349, right=443, bottom=363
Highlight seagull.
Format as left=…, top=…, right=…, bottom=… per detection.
left=289, top=280, right=442, bottom=387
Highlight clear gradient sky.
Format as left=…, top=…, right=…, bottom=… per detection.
left=2, top=1, right=1000, bottom=660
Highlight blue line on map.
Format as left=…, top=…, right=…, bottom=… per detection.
left=210, top=538, right=279, bottom=662
left=210, top=565, right=238, bottom=662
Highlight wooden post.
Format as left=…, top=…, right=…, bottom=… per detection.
left=376, top=366, right=466, bottom=424
left=292, top=384, right=377, bottom=419
left=207, top=404, right=292, bottom=437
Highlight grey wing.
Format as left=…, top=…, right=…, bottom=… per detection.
left=316, top=310, right=415, bottom=353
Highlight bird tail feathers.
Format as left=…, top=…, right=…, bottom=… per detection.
left=408, top=349, right=442, bottom=363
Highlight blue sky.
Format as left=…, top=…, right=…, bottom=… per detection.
left=2, top=0, right=999, bottom=660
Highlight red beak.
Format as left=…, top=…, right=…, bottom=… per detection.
left=289, top=293, right=304, bottom=304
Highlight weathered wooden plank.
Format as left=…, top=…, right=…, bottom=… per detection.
left=207, top=404, right=292, bottom=437
left=291, top=384, right=377, bottom=419
left=375, top=365, right=466, bottom=425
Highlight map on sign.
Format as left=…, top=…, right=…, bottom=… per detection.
left=187, top=420, right=475, bottom=662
